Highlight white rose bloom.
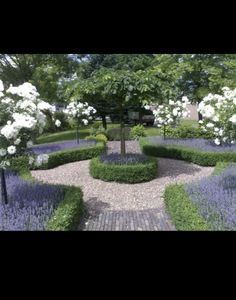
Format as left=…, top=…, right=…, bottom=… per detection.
left=229, top=114, right=236, bottom=124
left=222, top=137, right=228, bottom=142
left=206, top=123, right=214, bottom=128
left=0, top=80, right=4, bottom=92
left=14, top=138, right=21, bottom=145
left=172, top=108, right=178, bottom=116
left=231, top=141, right=235, bottom=144
left=144, top=105, right=150, bottom=110
left=82, top=119, right=88, bottom=125
left=77, top=103, right=84, bottom=109
left=27, top=141, right=34, bottom=148
left=1, top=124, right=19, bottom=139
left=169, top=100, right=175, bottom=105
left=212, top=115, right=219, bottom=122
left=219, top=129, right=224, bottom=136
left=7, top=145, right=16, bottom=155
left=198, top=120, right=203, bottom=124
left=214, top=128, right=219, bottom=132
left=214, top=138, right=221, bottom=145
left=233, top=99, right=236, bottom=105
left=0, top=148, right=7, bottom=157
left=55, top=119, right=61, bottom=127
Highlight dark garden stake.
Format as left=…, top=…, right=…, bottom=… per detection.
left=1, top=168, right=8, bottom=204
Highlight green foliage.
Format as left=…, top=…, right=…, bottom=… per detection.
left=130, top=124, right=146, bottom=140
left=95, top=134, right=108, bottom=143
left=140, top=138, right=236, bottom=166
left=53, top=111, right=70, bottom=131
left=162, top=124, right=213, bottom=139
left=35, top=142, right=106, bottom=169
left=213, top=162, right=236, bottom=175
left=45, top=186, right=84, bottom=231
left=90, top=123, right=107, bottom=137
left=106, top=127, right=131, bottom=141
left=164, top=184, right=209, bottom=231
left=89, top=156, right=157, bottom=183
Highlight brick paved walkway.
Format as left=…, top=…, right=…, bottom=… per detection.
left=79, top=208, right=175, bottom=231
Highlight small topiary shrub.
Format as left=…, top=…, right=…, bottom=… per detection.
left=106, top=127, right=131, bottom=141
left=90, top=123, right=108, bottom=137
left=89, top=154, right=157, bottom=183
left=95, top=134, right=108, bottom=143
left=130, top=124, right=146, bottom=140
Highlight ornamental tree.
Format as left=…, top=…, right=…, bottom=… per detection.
left=0, top=80, right=59, bottom=204
left=197, top=87, right=236, bottom=145
left=145, top=96, right=190, bottom=139
left=83, top=69, right=161, bottom=156
left=63, top=101, right=96, bottom=143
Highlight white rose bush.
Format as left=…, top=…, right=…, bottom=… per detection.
left=198, top=87, right=236, bottom=145
left=145, top=96, right=190, bottom=139
left=0, top=80, right=58, bottom=203
left=63, top=101, right=96, bottom=143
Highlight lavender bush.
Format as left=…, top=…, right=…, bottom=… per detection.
left=185, top=164, right=236, bottom=230
left=0, top=171, right=65, bottom=230
left=29, top=139, right=96, bottom=155
left=148, top=137, right=236, bottom=153
left=100, top=153, right=149, bottom=165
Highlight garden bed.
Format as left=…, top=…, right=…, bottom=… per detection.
left=30, top=141, right=106, bottom=169
left=140, top=137, right=236, bottom=166
left=0, top=169, right=84, bottom=231
left=89, top=153, right=157, bottom=183
left=164, top=162, right=236, bottom=231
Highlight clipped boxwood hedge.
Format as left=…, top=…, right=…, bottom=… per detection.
left=164, top=184, right=209, bottom=231
left=89, top=156, right=158, bottom=183
left=45, top=186, right=84, bottom=231
left=36, top=142, right=106, bottom=169
left=140, top=138, right=236, bottom=166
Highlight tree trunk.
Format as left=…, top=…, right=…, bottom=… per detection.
left=198, top=111, right=203, bottom=121
left=76, top=119, right=79, bottom=144
left=163, top=124, right=166, bottom=140
left=101, top=114, right=107, bottom=130
left=1, top=169, right=8, bottom=204
left=120, top=121, right=126, bottom=156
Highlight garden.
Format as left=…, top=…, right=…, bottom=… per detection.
left=1, top=54, right=236, bottom=231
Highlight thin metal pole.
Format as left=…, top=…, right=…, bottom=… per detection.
left=1, top=168, right=8, bottom=204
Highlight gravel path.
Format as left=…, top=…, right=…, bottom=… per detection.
left=31, top=141, right=214, bottom=231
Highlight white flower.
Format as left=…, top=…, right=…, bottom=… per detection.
left=229, top=114, right=236, bottom=124
left=231, top=141, right=235, bottom=144
left=169, top=100, right=175, bottom=105
left=214, top=138, right=221, bottom=145
left=35, top=154, right=49, bottom=167
left=0, top=80, right=4, bottom=92
left=206, top=123, right=214, bottom=128
left=14, top=138, right=21, bottom=145
left=7, top=145, right=16, bottom=155
left=82, top=119, right=88, bottom=125
left=219, top=129, right=224, bottom=136
left=214, top=128, right=219, bottom=132
left=29, top=156, right=35, bottom=165
left=1, top=124, right=19, bottom=139
left=182, top=96, right=189, bottom=103
left=172, top=108, right=178, bottom=116
left=198, top=120, right=203, bottom=124
left=27, top=141, right=33, bottom=148
left=0, top=148, right=7, bottom=157
left=212, top=115, right=219, bottom=122
left=55, top=119, right=61, bottom=127
left=144, top=105, right=150, bottom=110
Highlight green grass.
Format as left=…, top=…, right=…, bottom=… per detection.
left=36, top=119, right=199, bottom=145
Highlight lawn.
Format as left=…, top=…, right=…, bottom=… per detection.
left=37, top=120, right=198, bottom=145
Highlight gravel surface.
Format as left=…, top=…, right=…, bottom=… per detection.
left=31, top=141, right=214, bottom=230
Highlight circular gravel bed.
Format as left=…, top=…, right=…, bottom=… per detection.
left=31, top=141, right=214, bottom=228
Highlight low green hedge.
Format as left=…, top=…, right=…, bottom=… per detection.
left=36, top=142, right=106, bottom=169
left=164, top=184, right=209, bottom=231
left=140, top=138, right=236, bottom=166
left=45, top=186, right=84, bottom=231
left=89, top=156, right=158, bottom=183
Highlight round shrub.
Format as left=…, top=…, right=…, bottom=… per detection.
left=95, top=134, right=108, bottom=143
left=130, top=124, right=146, bottom=140
left=89, top=154, right=157, bottom=183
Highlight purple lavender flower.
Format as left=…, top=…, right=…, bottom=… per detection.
left=29, top=139, right=96, bottom=155
left=100, top=153, right=149, bottom=165
left=148, top=137, right=236, bottom=153
left=0, top=171, right=65, bottom=231
left=185, top=164, right=236, bottom=230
